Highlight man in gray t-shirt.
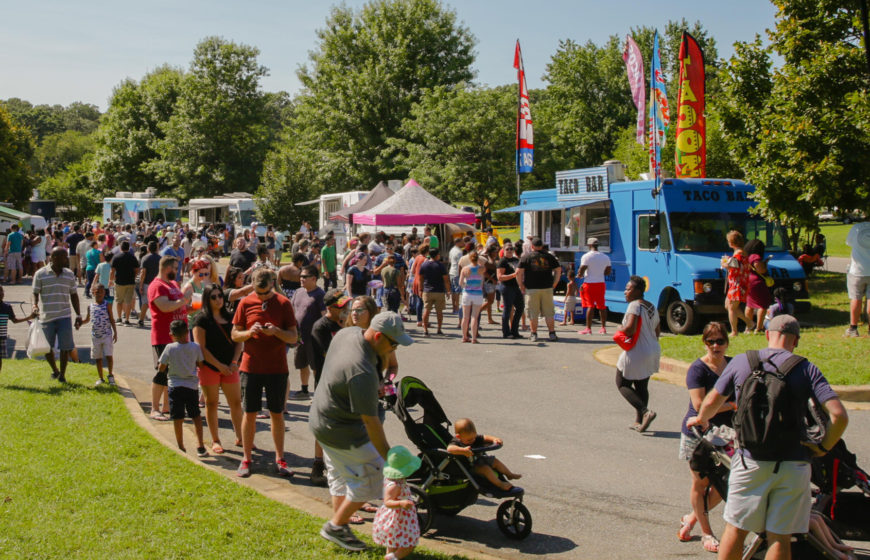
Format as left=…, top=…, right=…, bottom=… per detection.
left=309, top=312, right=413, bottom=552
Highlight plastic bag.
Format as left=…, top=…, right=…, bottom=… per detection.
left=26, top=321, right=50, bottom=359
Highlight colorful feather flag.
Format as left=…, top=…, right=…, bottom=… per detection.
left=675, top=32, right=706, bottom=178
left=623, top=35, right=646, bottom=145
left=514, top=40, right=534, bottom=174
left=648, top=31, right=670, bottom=180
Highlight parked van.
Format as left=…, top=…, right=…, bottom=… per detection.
left=497, top=165, right=808, bottom=334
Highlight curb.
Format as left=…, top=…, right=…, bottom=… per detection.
left=593, top=345, right=870, bottom=411
left=112, top=372, right=505, bottom=560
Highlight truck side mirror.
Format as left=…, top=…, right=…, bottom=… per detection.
left=648, top=213, right=660, bottom=249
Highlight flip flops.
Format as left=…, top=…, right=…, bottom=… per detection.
left=702, top=534, right=719, bottom=553
left=678, top=514, right=695, bottom=542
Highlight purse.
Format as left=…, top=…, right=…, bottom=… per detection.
left=613, top=315, right=643, bottom=351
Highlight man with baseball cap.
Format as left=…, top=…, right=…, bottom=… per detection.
left=688, top=315, right=848, bottom=559
left=577, top=237, right=612, bottom=335
left=310, top=311, right=413, bottom=551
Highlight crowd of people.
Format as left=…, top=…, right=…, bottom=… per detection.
left=2, top=215, right=867, bottom=559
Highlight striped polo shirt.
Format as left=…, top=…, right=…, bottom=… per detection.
left=32, top=266, right=77, bottom=323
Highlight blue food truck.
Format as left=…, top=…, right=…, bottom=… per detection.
left=496, top=163, right=808, bottom=334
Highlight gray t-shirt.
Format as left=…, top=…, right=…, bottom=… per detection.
left=159, top=341, right=204, bottom=390
left=309, top=327, right=380, bottom=449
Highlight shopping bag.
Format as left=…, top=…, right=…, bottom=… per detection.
left=26, top=321, right=50, bottom=358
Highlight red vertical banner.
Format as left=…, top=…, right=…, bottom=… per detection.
left=675, top=32, right=706, bottom=178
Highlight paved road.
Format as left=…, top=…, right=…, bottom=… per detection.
left=4, top=279, right=869, bottom=559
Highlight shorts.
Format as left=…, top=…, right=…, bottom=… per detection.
left=240, top=371, right=288, bottom=414
left=422, top=292, right=446, bottom=312
left=293, top=339, right=315, bottom=370
left=5, top=252, right=22, bottom=272
left=197, top=363, right=240, bottom=386
left=483, top=282, right=495, bottom=296
left=449, top=275, right=460, bottom=293
left=68, top=255, right=79, bottom=273
left=724, top=455, right=811, bottom=535
left=152, top=344, right=168, bottom=384
left=318, top=440, right=385, bottom=503
left=41, top=317, right=75, bottom=352
left=139, top=282, right=151, bottom=307
left=847, top=273, right=870, bottom=300
left=114, top=284, right=135, bottom=305
left=460, top=292, right=484, bottom=308
left=581, top=282, right=607, bottom=309
left=524, top=288, right=555, bottom=320
left=91, top=335, right=114, bottom=359
left=168, top=386, right=201, bottom=420
left=678, top=431, right=701, bottom=461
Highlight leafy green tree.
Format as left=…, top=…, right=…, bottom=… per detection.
left=152, top=37, right=270, bottom=198
left=0, top=104, right=35, bottom=205
left=390, top=84, right=516, bottom=208
left=39, top=153, right=100, bottom=220
left=719, top=1, right=870, bottom=247
left=91, top=65, right=184, bottom=194
left=256, top=141, right=318, bottom=230
left=32, top=130, right=96, bottom=183
left=292, top=0, right=476, bottom=189
left=2, top=99, right=101, bottom=142
left=60, top=102, right=101, bottom=134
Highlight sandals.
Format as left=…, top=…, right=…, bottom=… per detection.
left=678, top=514, right=695, bottom=542
left=150, top=411, right=169, bottom=421
left=360, top=503, right=378, bottom=514
left=212, top=442, right=225, bottom=455
left=702, top=534, right=719, bottom=553
left=348, top=514, right=364, bottom=525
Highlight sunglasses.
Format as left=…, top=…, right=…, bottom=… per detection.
left=351, top=308, right=368, bottom=315
left=705, top=338, right=728, bottom=346
left=382, top=333, right=399, bottom=349
left=300, top=274, right=314, bottom=279
left=197, top=272, right=209, bottom=277
left=209, top=293, right=224, bottom=300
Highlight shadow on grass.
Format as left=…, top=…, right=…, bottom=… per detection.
left=799, top=271, right=851, bottom=326
left=0, top=383, right=65, bottom=395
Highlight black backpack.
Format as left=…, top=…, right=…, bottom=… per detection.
left=733, top=350, right=806, bottom=462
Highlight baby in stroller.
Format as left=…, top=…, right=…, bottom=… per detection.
left=447, top=418, right=522, bottom=493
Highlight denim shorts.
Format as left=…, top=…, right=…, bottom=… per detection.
left=41, top=317, right=75, bottom=352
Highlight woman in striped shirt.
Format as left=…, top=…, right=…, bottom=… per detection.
left=459, top=251, right=484, bottom=343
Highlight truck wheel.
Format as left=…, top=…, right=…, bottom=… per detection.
left=666, top=300, right=697, bottom=335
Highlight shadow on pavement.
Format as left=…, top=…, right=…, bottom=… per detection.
left=641, top=430, right=681, bottom=439
left=424, top=513, right=578, bottom=556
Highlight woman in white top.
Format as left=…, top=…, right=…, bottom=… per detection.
left=615, top=275, right=661, bottom=432
left=30, top=229, right=48, bottom=269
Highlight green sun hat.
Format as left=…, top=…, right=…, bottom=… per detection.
left=382, top=445, right=422, bottom=480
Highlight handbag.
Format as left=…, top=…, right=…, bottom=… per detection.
left=613, top=315, right=643, bottom=351
left=26, top=321, right=50, bottom=359
left=762, top=274, right=775, bottom=288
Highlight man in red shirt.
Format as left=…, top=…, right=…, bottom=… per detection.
left=147, top=256, right=190, bottom=421
left=232, top=268, right=298, bottom=478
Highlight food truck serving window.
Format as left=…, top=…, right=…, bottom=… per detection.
left=670, top=212, right=788, bottom=252
left=566, top=202, right=611, bottom=251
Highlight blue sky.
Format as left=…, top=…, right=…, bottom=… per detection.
left=0, top=0, right=777, bottom=111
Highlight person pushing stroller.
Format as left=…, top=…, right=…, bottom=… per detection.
left=447, top=418, right=522, bottom=493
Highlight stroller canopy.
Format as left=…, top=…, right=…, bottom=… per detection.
left=396, top=376, right=453, bottom=450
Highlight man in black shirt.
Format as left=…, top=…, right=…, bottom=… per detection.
left=138, top=241, right=161, bottom=326
left=419, top=250, right=451, bottom=336
left=497, top=244, right=524, bottom=339
left=110, top=240, right=140, bottom=325
left=308, top=288, right=351, bottom=487
left=517, top=237, right=561, bottom=342
left=229, top=238, right=256, bottom=272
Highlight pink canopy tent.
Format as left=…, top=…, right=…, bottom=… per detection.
left=352, top=179, right=475, bottom=226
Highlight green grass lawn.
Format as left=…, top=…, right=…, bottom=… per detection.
left=660, top=271, right=869, bottom=385
left=0, top=362, right=465, bottom=560
left=818, top=222, right=852, bottom=258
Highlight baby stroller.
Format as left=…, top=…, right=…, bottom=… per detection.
left=811, top=439, right=870, bottom=543
left=690, top=426, right=862, bottom=559
left=383, top=376, right=532, bottom=540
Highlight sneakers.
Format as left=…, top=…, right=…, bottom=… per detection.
left=598, top=327, right=607, bottom=334
left=288, top=390, right=311, bottom=401
left=95, top=379, right=104, bottom=387
left=638, top=409, right=658, bottom=432
left=320, top=521, right=368, bottom=552
left=578, top=327, right=592, bottom=335
left=196, top=446, right=208, bottom=458
left=275, top=459, right=294, bottom=478
left=548, top=331, right=558, bottom=342
left=845, top=326, right=859, bottom=338
left=310, top=459, right=328, bottom=487
left=529, top=332, right=538, bottom=342
left=107, top=375, right=116, bottom=386
left=237, top=459, right=252, bottom=478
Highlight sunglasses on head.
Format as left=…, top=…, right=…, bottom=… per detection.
left=705, top=338, right=727, bottom=346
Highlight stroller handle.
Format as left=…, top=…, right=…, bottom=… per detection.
left=471, top=443, right=502, bottom=454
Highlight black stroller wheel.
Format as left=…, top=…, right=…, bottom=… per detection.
left=409, top=483, right=433, bottom=534
left=496, top=500, right=532, bottom=540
